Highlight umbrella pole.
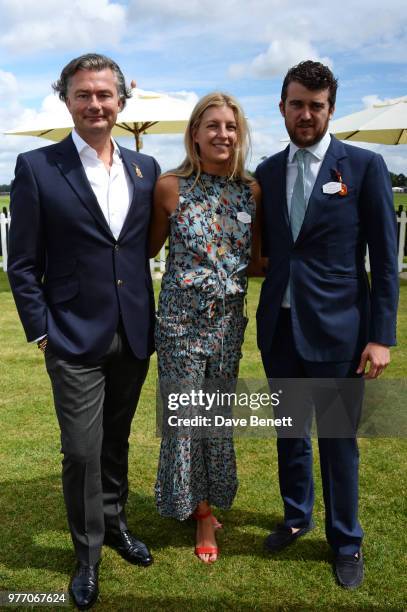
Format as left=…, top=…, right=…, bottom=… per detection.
left=134, top=126, right=142, bottom=152
left=135, top=132, right=141, bottom=152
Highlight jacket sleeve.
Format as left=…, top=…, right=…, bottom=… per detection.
left=360, top=153, right=399, bottom=346
left=254, top=163, right=270, bottom=257
left=7, top=154, right=48, bottom=342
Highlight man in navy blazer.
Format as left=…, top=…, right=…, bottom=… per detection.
left=256, top=61, right=398, bottom=588
left=8, top=54, right=159, bottom=609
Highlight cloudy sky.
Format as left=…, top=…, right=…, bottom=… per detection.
left=0, top=0, right=406, bottom=182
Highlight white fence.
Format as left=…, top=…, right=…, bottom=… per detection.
left=0, top=210, right=166, bottom=275
left=1, top=209, right=407, bottom=275
left=397, top=211, right=407, bottom=273
left=0, top=211, right=9, bottom=271
left=150, top=245, right=166, bottom=276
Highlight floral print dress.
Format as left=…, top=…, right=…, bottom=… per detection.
left=155, top=172, right=255, bottom=520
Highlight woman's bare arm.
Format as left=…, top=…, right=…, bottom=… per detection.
left=149, top=175, right=179, bottom=258
left=247, top=180, right=268, bottom=276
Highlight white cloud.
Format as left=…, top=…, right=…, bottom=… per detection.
left=362, top=95, right=384, bottom=108
left=0, top=93, right=71, bottom=135
left=0, top=134, right=47, bottom=182
left=229, top=39, right=332, bottom=79
left=381, top=148, right=407, bottom=174
left=249, top=128, right=284, bottom=168
left=130, top=0, right=231, bottom=20
left=164, top=90, right=199, bottom=105
left=124, top=0, right=407, bottom=74
left=0, top=0, right=127, bottom=54
left=129, top=0, right=274, bottom=23
left=0, top=70, right=18, bottom=97
left=127, top=0, right=407, bottom=51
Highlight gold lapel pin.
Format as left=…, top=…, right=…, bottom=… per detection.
left=131, top=162, right=143, bottom=178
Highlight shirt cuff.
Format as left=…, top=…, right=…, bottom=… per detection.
left=31, top=334, right=47, bottom=343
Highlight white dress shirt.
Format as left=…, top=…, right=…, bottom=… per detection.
left=71, top=128, right=133, bottom=240
left=285, top=130, right=332, bottom=216
left=282, top=130, right=332, bottom=308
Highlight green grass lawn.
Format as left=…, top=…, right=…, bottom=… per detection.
left=0, top=195, right=10, bottom=210
left=393, top=192, right=407, bottom=210
left=0, top=272, right=406, bottom=611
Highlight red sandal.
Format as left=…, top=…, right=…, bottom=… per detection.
left=192, top=509, right=223, bottom=529
left=192, top=508, right=219, bottom=563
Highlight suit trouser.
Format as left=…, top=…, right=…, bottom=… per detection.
left=261, top=308, right=364, bottom=556
left=45, top=324, right=149, bottom=565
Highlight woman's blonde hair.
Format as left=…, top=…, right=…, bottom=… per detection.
left=166, top=92, right=252, bottom=186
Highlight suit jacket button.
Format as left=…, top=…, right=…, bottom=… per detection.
left=114, top=244, right=119, bottom=251
left=117, top=279, right=124, bottom=287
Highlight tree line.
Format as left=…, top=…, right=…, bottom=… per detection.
left=390, top=173, right=407, bottom=188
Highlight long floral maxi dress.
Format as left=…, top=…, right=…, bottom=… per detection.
left=154, top=172, right=255, bottom=520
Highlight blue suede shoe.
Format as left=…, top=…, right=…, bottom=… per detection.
left=264, top=520, right=315, bottom=552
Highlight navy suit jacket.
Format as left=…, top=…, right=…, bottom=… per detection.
left=8, top=134, right=160, bottom=361
left=256, top=135, right=399, bottom=362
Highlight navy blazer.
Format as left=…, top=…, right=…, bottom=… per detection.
left=8, top=134, right=160, bottom=361
left=256, top=135, right=399, bottom=362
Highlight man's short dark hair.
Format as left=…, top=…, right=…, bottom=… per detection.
left=281, top=61, right=338, bottom=109
left=52, top=53, right=132, bottom=108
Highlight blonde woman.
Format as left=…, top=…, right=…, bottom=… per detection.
left=150, top=92, right=262, bottom=563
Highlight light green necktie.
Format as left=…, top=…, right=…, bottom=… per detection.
left=283, top=149, right=308, bottom=307
left=290, top=149, right=307, bottom=241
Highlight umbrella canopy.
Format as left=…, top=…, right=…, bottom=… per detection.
left=330, top=96, right=407, bottom=145
left=4, top=87, right=196, bottom=150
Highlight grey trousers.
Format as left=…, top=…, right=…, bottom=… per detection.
left=45, top=325, right=149, bottom=565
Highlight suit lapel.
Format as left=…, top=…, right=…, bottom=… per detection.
left=54, top=135, right=113, bottom=237
left=267, top=147, right=292, bottom=240
left=277, top=147, right=291, bottom=229
left=118, top=146, right=141, bottom=240
left=296, top=135, right=348, bottom=243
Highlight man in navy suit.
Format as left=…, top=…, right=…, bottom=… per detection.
left=8, top=54, right=160, bottom=609
left=256, top=61, right=398, bottom=588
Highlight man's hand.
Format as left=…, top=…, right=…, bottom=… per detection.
left=356, top=342, right=390, bottom=379
left=37, top=336, right=48, bottom=353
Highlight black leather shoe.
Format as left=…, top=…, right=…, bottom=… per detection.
left=264, top=520, right=315, bottom=552
left=334, top=551, right=364, bottom=588
left=69, top=561, right=99, bottom=610
left=104, top=530, right=153, bottom=566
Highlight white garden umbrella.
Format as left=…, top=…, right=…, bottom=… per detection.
left=330, top=96, right=407, bottom=145
left=330, top=96, right=407, bottom=274
left=5, top=87, right=196, bottom=151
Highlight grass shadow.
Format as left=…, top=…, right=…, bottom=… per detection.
left=0, top=473, right=330, bottom=578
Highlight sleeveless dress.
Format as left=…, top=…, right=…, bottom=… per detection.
left=155, top=172, right=255, bottom=520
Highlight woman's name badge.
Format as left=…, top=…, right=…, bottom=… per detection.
left=322, top=182, right=342, bottom=194
left=237, top=211, right=251, bottom=223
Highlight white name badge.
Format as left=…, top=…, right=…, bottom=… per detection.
left=322, top=182, right=342, bottom=194
left=237, top=211, right=251, bottom=223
